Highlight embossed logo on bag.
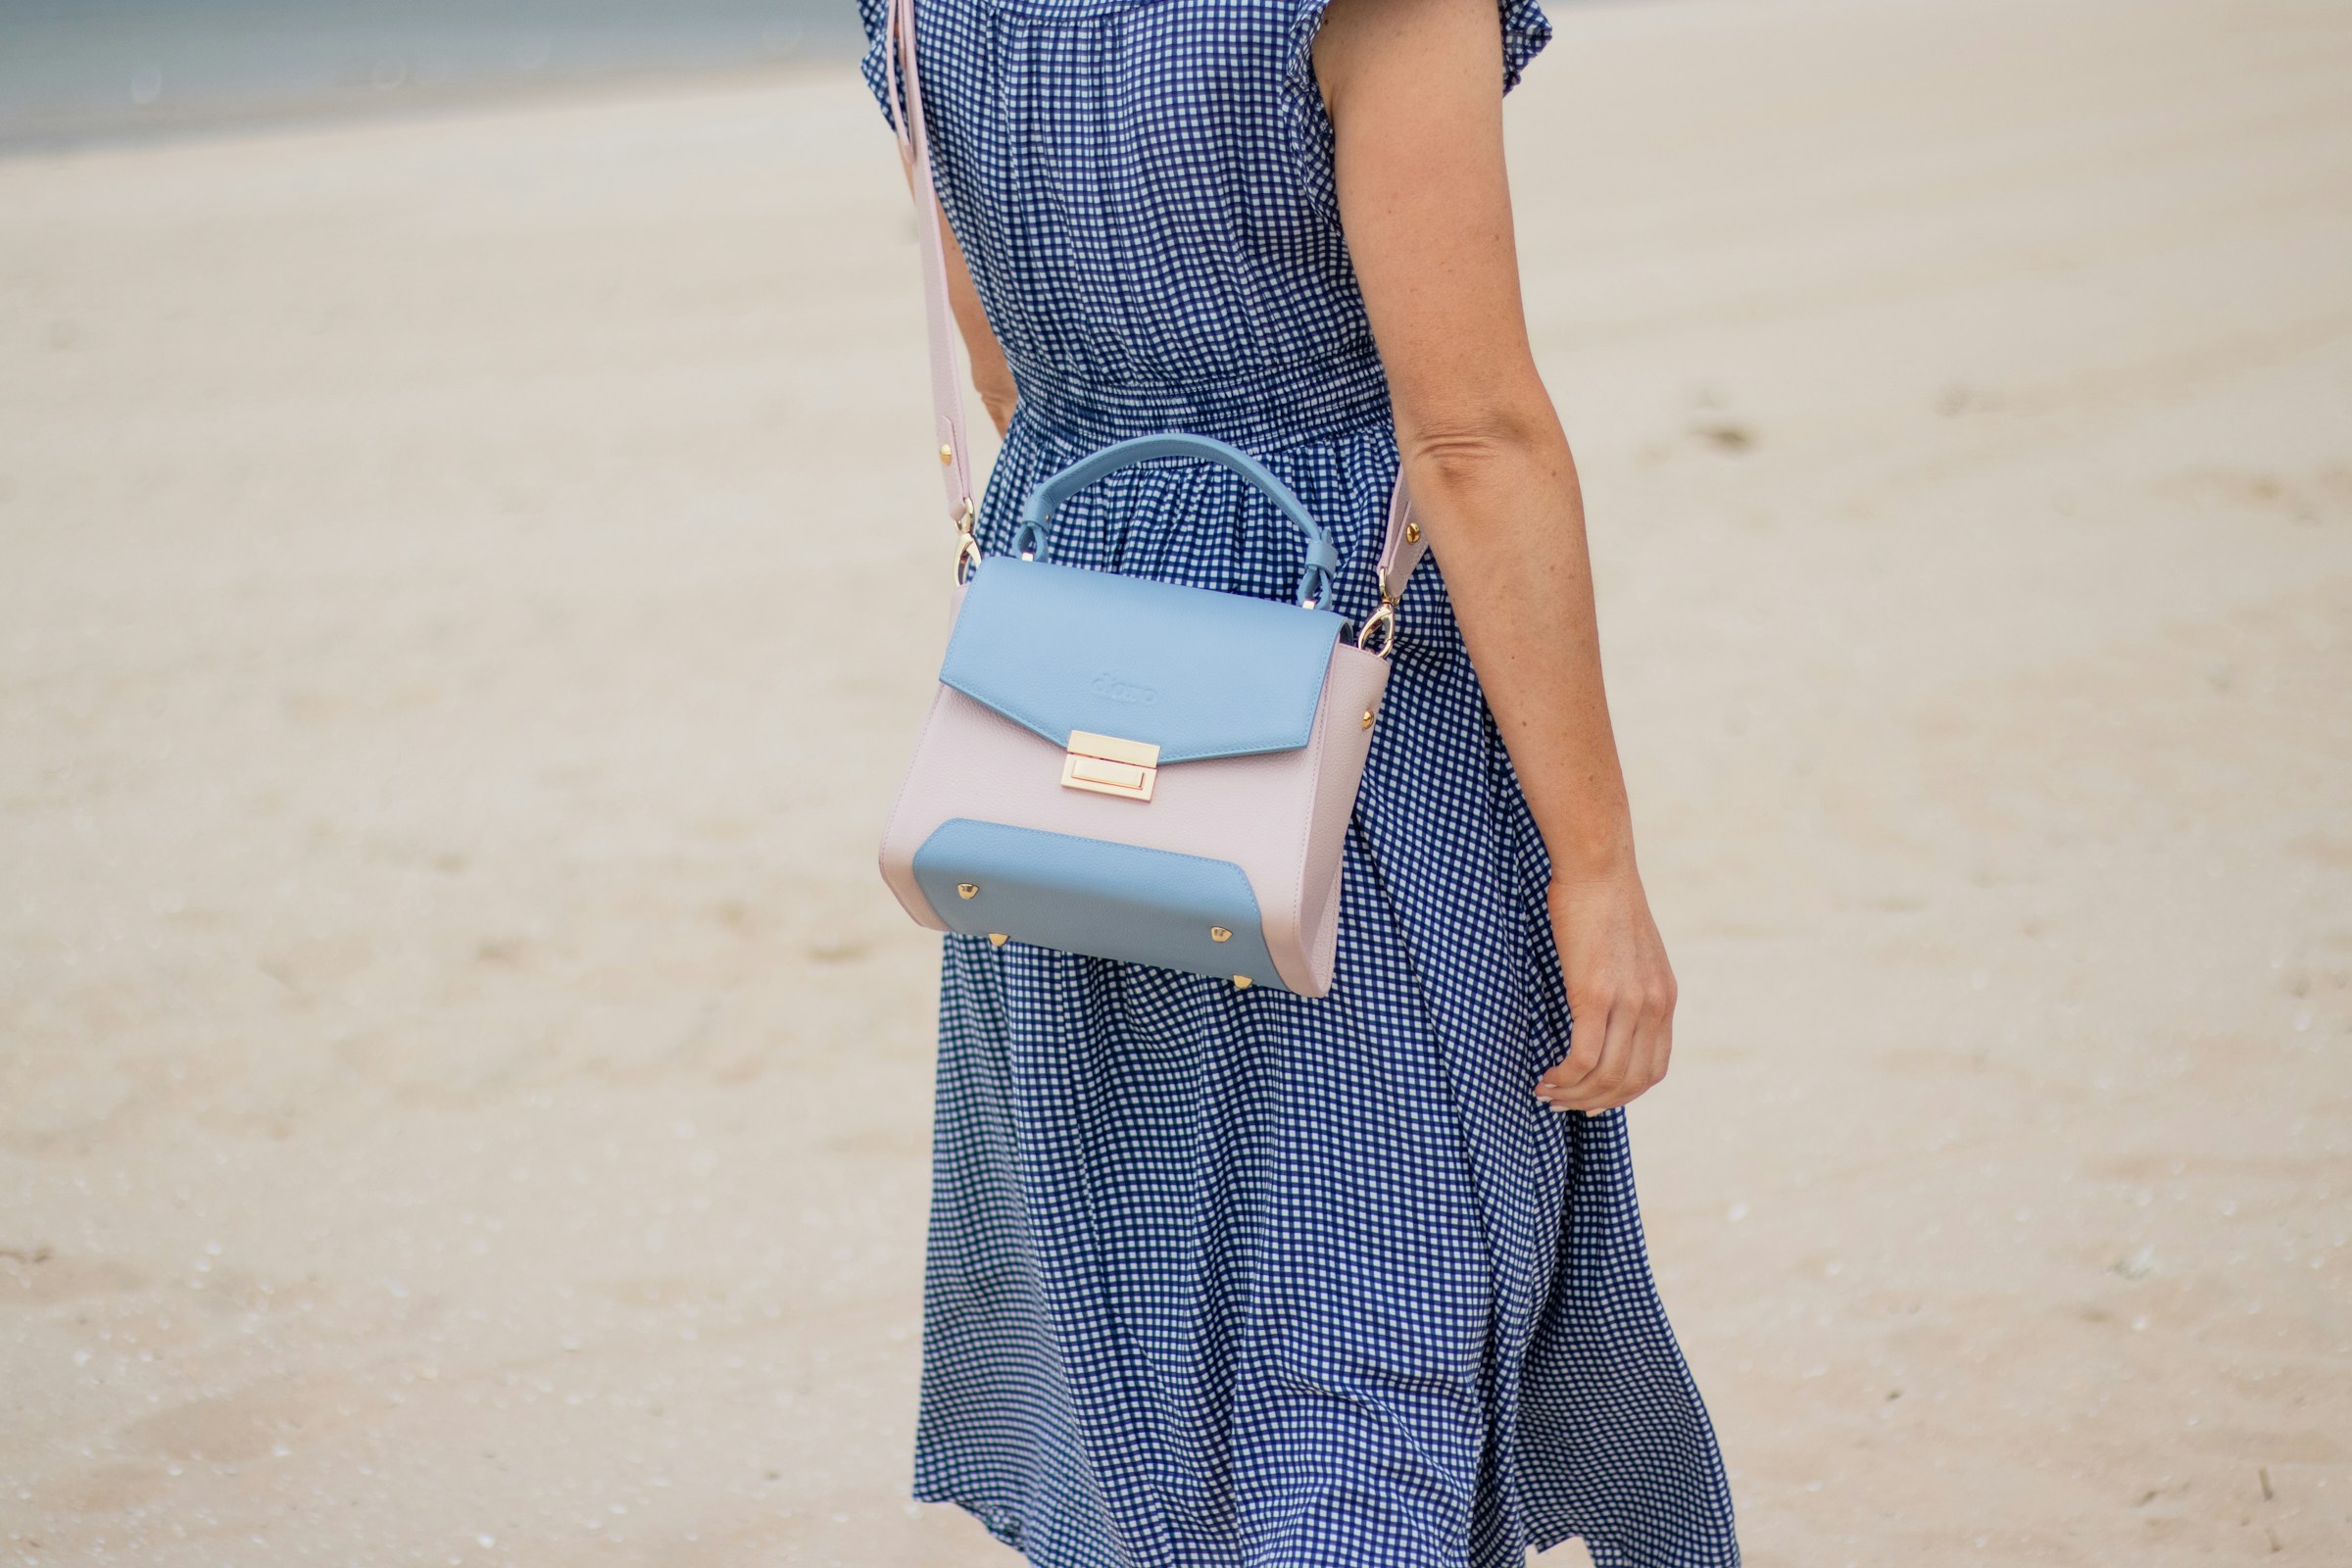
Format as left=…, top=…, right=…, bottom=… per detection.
left=1090, top=670, right=1158, bottom=706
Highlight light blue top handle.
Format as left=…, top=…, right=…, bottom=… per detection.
left=1012, top=434, right=1342, bottom=609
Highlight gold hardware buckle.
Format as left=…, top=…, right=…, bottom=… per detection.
left=951, top=497, right=981, bottom=584
left=1061, top=730, right=1159, bottom=801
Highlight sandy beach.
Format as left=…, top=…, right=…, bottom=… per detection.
left=3, top=0, right=2347, bottom=1562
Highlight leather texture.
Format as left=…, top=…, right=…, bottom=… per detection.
left=940, top=556, right=1347, bottom=763
left=1376, top=482, right=1427, bottom=602
left=911, top=818, right=1287, bottom=988
left=881, top=637, right=1392, bottom=996
left=877, top=0, right=1424, bottom=998
left=1014, top=433, right=1343, bottom=606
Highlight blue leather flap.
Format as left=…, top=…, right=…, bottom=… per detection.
left=913, top=818, right=1289, bottom=990
left=940, top=557, right=1343, bottom=762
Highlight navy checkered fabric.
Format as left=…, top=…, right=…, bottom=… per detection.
left=856, top=3, right=1738, bottom=1564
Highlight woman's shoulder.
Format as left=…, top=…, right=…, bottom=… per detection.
left=855, top=0, right=1552, bottom=140
left=856, top=0, right=1319, bottom=133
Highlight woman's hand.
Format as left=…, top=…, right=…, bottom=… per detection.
left=1537, top=867, right=1677, bottom=1114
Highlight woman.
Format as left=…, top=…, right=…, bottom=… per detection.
left=858, top=0, right=1737, bottom=1563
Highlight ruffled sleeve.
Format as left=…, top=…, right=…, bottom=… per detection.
left=1283, top=0, right=1553, bottom=220
left=855, top=0, right=901, bottom=131
left=1496, top=0, right=1553, bottom=93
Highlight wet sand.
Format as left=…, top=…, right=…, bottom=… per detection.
left=3, top=0, right=2348, bottom=1562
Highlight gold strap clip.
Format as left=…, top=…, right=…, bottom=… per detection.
left=952, top=496, right=981, bottom=583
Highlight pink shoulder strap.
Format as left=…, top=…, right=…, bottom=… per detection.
left=883, top=0, right=976, bottom=532
left=884, top=0, right=1424, bottom=626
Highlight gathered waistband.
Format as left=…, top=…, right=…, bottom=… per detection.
left=1006, top=345, right=1395, bottom=451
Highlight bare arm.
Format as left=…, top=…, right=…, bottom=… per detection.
left=902, top=158, right=1018, bottom=437
left=937, top=196, right=1018, bottom=438
left=1315, top=0, right=1675, bottom=1112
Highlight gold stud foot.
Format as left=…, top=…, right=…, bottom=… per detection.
left=988, top=933, right=1008, bottom=948
left=1360, top=707, right=1374, bottom=730
left=1209, top=926, right=1232, bottom=943
left=1232, top=975, right=1252, bottom=990
left=956, top=883, right=979, bottom=900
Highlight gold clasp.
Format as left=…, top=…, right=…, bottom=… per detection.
left=1355, top=566, right=1401, bottom=657
left=1061, top=730, right=1159, bottom=802
left=952, top=496, right=980, bottom=583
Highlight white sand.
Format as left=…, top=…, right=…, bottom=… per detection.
left=3, top=0, right=2347, bottom=1562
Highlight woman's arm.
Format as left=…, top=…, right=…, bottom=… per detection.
left=1315, top=0, right=1675, bottom=1113
left=937, top=196, right=1019, bottom=438
left=902, top=156, right=1019, bottom=437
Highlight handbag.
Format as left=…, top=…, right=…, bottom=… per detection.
left=873, top=0, right=1426, bottom=997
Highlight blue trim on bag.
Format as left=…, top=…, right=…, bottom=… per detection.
left=941, top=557, right=1342, bottom=763
left=912, top=818, right=1287, bottom=991
left=1013, top=433, right=1341, bottom=608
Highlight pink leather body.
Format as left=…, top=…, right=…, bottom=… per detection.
left=879, top=631, right=1393, bottom=998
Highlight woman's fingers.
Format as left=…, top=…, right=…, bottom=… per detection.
left=1544, top=1000, right=1642, bottom=1111
left=1538, top=984, right=1674, bottom=1112
left=1534, top=981, right=1613, bottom=1100
left=1637, top=1010, right=1674, bottom=1100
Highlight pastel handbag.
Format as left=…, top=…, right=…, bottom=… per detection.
left=874, top=0, right=1426, bottom=997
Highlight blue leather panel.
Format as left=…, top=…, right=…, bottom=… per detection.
left=912, top=818, right=1288, bottom=991
left=941, top=557, right=1341, bottom=762
left=1015, top=434, right=1343, bottom=593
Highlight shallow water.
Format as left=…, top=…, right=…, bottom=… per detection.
left=0, top=0, right=866, bottom=148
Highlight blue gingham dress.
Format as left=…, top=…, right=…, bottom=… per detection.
left=858, top=3, right=1738, bottom=1564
